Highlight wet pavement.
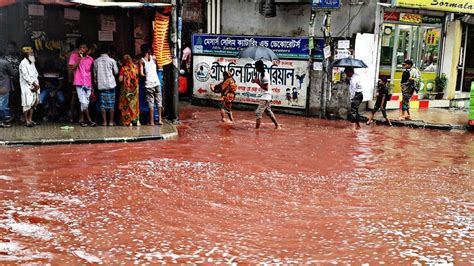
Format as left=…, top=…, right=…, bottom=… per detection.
left=363, top=108, right=470, bottom=129
left=0, top=105, right=473, bottom=264
left=0, top=122, right=177, bottom=145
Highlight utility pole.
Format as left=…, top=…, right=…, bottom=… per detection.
left=169, top=0, right=181, bottom=123
left=321, top=11, right=332, bottom=118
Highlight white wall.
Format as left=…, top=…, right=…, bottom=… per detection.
left=220, top=0, right=377, bottom=37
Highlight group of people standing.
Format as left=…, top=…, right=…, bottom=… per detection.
left=0, top=39, right=164, bottom=128
left=346, top=59, right=420, bottom=130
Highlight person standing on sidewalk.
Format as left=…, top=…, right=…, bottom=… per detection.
left=367, top=77, right=392, bottom=126
left=400, top=60, right=418, bottom=120
left=19, top=46, right=40, bottom=127
left=140, top=44, right=163, bottom=126
left=0, top=48, right=15, bottom=128
left=69, top=41, right=96, bottom=127
left=345, top=66, right=363, bottom=130
left=94, top=45, right=118, bottom=126
left=4, top=41, right=21, bottom=123
left=252, top=60, right=280, bottom=129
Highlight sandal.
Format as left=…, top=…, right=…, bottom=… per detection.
left=80, top=121, right=88, bottom=127
left=88, top=121, right=97, bottom=127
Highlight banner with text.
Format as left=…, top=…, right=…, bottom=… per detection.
left=192, top=34, right=310, bottom=60
left=193, top=56, right=309, bottom=109
left=393, top=0, right=474, bottom=14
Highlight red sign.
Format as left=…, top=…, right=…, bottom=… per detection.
left=384, top=12, right=400, bottom=21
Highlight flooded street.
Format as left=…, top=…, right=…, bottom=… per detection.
left=0, top=105, right=473, bottom=264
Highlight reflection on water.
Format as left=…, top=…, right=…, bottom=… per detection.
left=0, top=106, right=473, bottom=264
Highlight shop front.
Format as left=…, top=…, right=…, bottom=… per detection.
left=379, top=11, right=443, bottom=97
left=0, top=0, right=180, bottom=121
left=377, top=0, right=474, bottom=113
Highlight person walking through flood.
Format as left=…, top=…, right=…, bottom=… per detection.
left=252, top=60, right=280, bottom=129
left=345, top=66, right=363, bottom=130
left=210, top=70, right=237, bottom=122
left=19, top=46, right=40, bottom=127
left=367, top=77, right=392, bottom=126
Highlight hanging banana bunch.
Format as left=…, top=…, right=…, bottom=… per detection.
left=153, top=12, right=172, bottom=66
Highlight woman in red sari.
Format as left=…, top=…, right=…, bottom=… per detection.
left=118, top=55, right=140, bottom=126
left=210, top=71, right=237, bottom=122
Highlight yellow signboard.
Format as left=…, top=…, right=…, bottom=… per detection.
left=393, top=0, right=474, bottom=14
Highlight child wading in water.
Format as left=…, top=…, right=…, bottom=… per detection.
left=210, top=71, right=237, bottom=122
left=367, top=77, right=392, bottom=126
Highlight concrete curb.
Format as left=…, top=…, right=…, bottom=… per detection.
left=0, top=123, right=179, bottom=146
left=371, top=118, right=469, bottom=131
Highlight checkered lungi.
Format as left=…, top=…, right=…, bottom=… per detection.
left=100, top=89, right=115, bottom=110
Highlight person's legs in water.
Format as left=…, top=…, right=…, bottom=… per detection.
left=350, top=92, right=363, bottom=130
left=255, top=100, right=265, bottom=129
left=380, top=95, right=392, bottom=126
left=265, top=107, right=280, bottom=129
left=225, top=102, right=234, bottom=122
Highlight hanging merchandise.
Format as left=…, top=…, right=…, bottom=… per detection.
left=153, top=12, right=172, bottom=66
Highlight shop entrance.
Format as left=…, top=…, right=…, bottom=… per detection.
left=456, top=23, right=474, bottom=96
left=379, top=22, right=441, bottom=94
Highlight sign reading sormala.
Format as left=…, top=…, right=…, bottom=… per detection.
left=193, top=56, right=309, bottom=109
left=192, top=34, right=310, bottom=60
left=392, top=0, right=474, bottom=14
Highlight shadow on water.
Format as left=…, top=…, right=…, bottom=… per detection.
left=0, top=105, right=473, bottom=264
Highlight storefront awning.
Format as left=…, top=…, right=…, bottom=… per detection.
left=70, top=1, right=172, bottom=8
left=392, top=0, right=474, bottom=15
left=0, top=0, right=172, bottom=8
left=0, top=0, right=75, bottom=8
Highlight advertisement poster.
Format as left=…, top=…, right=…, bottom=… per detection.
left=193, top=56, right=309, bottom=109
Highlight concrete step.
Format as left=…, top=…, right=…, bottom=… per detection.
left=368, top=94, right=450, bottom=110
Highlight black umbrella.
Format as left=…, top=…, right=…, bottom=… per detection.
left=238, top=46, right=279, bottom=61
left=331, top=57, right=368, bottom=68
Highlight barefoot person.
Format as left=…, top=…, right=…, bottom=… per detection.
left=210, top=71, right=237, bottom=122
left=19, top=46, right=40, bottom=127
left=140, top=44, right=163, bottom=126
left=345, top=67, right=363, bottom=130
left=94, top=45, right=118, bottom=126
left=367, top=77, right=392, bottom=126
left=252, top=60, right=280, bottom=129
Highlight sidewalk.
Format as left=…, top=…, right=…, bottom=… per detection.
left=0, top=122, right=178, bottom=146
left=361, top=108, right=470, bottom=130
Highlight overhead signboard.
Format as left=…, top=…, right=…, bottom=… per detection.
left=192, top=34, right=310, bottom=60
left=392, top=0, right=474, bottom=15
left=312, top=0, right=341, bottom=9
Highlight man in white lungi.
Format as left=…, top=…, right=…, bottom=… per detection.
left=19, top=46, right=40, bottom=127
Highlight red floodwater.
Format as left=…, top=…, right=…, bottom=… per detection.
left=0, top=105, right=473, bottom=264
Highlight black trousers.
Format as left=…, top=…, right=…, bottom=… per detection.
left=372, top=93, right=390, bottom=118
left=348, top=92, right=363, bottom=123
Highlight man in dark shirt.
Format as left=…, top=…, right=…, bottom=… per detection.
left=4, top=41, right=21, bottom=123
left=0, top=48, right=15, bottom=127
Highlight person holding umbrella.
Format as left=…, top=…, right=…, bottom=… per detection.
left=344, top=66, right=363, bottom=130
left=252, top=60, right=280, bottom=129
